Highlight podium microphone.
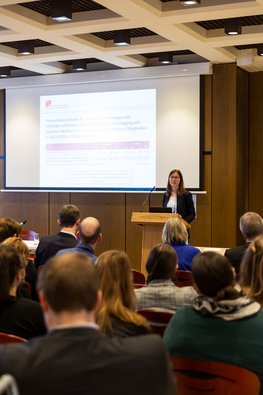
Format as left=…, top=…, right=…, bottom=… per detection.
left=19, top=219, right=27, bottom=226
left=140, top=186, right=156, bottom=212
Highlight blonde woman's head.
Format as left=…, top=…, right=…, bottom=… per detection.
left=162, top=217, right=188, bottom=244
left=2, top=236, right=29, bottom=268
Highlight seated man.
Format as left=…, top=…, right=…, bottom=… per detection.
left=0, top=252, right=175, bottom=395
left=34, top=204, right=80, bottom=269
left=57, top=217, right=101, bottom=262
left=225, top=211, right=263, bottom=276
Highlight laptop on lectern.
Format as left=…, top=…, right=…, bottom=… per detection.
left=149, top=207, right=172, bottom=213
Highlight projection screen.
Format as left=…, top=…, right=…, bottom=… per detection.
left=4, top=64, right=206, bottom=191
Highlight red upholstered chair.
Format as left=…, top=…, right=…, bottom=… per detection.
left=170, top=356, right=260, bottom=395
left=134, top=283, right=146, bottom=289
left=132, top=269, right=146, bottom=285
left=137, top=309, right=174, bottom=336
left=0, top=332, right=27, bottom=343
left=172, top=270, right=193, bottom=287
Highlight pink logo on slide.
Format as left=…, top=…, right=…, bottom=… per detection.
left=45, top=100, right=52, bottom=107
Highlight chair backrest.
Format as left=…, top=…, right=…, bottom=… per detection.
left=132, top=269, right=146, bottom=285
left=0, top=332, right=27, bottom=344
left=134, top=283, right=146, bottom=289
left=170, top=356, right=260, bottom=395
left=173, top=270, right=193, bottom=287
left=138, top=309, right=174, bottom=336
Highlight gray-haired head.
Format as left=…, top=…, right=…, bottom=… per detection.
left=239, top=212, right=263, bottom=241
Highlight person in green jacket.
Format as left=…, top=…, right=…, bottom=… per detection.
left=164, top=250, right=263, bottom=393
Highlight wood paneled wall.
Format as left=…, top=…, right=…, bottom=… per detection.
left=211, top=64, right=249, bottom=247
left=0, top=63, right=260, bottom=268
left=249, top=72, right=263, bottom=215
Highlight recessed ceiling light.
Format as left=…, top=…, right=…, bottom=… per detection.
left=72, top=60, right=87, bottom=71
left=52, top=0, right=72, bottom=22
left=18, top=41, right=34, bottom=55
left=224, top=19, right=242, bottom=35
left=179, top=0, right=201, bottom=5
left=257, top=44, right=263, bottom=56
left=159, top=53, right=173, bottom=64
left=114, top=30, right=130, bottom=46
left=0, top=67, right=10, bottom=77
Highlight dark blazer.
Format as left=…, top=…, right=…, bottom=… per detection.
left=34, top=232, right=78, bottom=268
left=162, top=190, right=196, bottom=223
left=225, top=243, right=249, bottom=276
left=0, top=327, right=175, bottom=395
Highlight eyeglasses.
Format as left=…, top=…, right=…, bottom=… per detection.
left=170, top=176, right=180, bottom=180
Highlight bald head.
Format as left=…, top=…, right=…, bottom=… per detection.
left=240, top=212, right=263, bottom=241
left=79, top=217, right=101, bottom=246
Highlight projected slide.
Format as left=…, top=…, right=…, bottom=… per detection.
left=39, top=89, right=156, bottom=189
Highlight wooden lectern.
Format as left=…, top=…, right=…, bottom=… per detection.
left=131, top=212, right=190, bottom=275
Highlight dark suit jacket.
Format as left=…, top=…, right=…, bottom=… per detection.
left=224, top=243, right=249, bottom=276
left=162, top=190, right=195, bottom=223
left=0, top=327, right=175, bottom=395
left=34, top=232, right=78, bottom=268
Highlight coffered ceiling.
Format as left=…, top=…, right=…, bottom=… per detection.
left=0, top=0, right=263, bottom=77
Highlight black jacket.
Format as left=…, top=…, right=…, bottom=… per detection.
left=162, top=190, right=195, bottom=223
left=0, top=327, right=175, bottom=395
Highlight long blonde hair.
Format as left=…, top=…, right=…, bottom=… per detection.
left=96, top=250, right=149, bottom=333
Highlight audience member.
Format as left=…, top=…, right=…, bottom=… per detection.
left=0, top=252, right=175, bottom=395
left=96, top=250, right=150, bottom=337
left=164, top=251, right=263, bottom=391
left=57, top=217, right=101, bottom=261
left=0, top=245, right=46, bottom=339
left=162, top=217, right=200, bottom=270
left=225, top=211, right=263, bottom=276
left=34, top=204, right=80, bottom=268
left=0, top=217, right=21, bottom=243
left=239, top=236, right=263, bottom=305
left=135, top=243, right=198, bottom=311
left=2, top=236, right=37, bottom=300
